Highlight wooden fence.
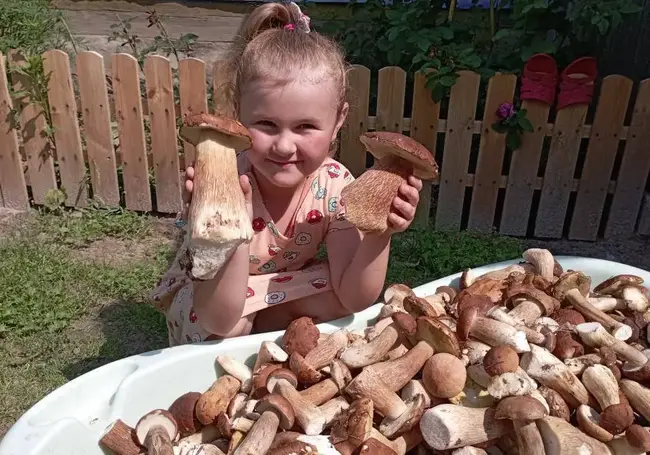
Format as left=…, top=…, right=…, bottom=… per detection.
left=1, top=49, right=649, bottom=241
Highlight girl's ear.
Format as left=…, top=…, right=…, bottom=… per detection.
left=332, top=101, right=349, bottom=141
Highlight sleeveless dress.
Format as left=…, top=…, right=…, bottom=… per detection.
left=149, top=153, right=356, bottom=346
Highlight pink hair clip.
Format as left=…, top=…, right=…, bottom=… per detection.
left=284, top=23, right=296, bottom=31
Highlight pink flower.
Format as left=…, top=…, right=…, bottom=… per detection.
left=497, top=102, right=516, bottom=120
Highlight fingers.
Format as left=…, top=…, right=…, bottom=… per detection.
left=240, top=174, right=252, bottom=197
left=398, top=181, right=420, bottom=209
left=387, top=212, right=410, bottom=233
left=392, top=195, right=416, bottom=221
left=186, top=164, right=195, bottom=180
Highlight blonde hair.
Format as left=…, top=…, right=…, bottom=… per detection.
left=214, top=2, right=348, bottom=119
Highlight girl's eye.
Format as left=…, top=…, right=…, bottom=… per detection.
left=256, top=120, right=275, bottom=127
left=298, top=123, right=315, bottom=130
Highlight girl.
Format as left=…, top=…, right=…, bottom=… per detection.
left=150, top=1, right=423, bottom=346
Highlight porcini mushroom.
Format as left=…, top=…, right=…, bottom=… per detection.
left=232, top=394, right=294, bottom=455
left=330, top=397, right=374, bottom=455
left=196, top=375, right=241, bottom=425
left=99, top=419, right=145, bottom=455
left=135, top=409, right=178, bottom=455
left=340, top=131, right=438, bottom=233
left=168, top=392, right=203, bottom=437
left=536, top=415, right=613, bottom=454
left=422, top=353, right=467, bottom=399
left=494, top=395, right=548, bottom=455
left=179, top=114, right=254, bottom=280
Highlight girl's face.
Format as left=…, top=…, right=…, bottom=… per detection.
left=239, top=75, right=348, bottom=190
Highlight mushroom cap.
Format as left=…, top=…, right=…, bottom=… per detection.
left=599, top=403, right=634, bottom=435
left=494, top=395, right=548, bottom=421
left=552, top=308, right=586, bottom=326
left=404, top=295, right=441, bottom=318
left=254, top=394, right=295, bottom=430
left=538, top=386, right=571, bottom=422
left=378, top=393, right=426, bottom=439
left=551, top=271, right=591, bottom=301
left=422, top=353, right=467, bottom=398
left=330, top=397, right=374, bottom=448
left=359, top=131, right=438, bottom=179
left=289, top=352, right=322, bottom=386
left=416, top=316, right=461, bottom=357
left=391, top=312, right=417, bottom=336
left=594, top=274, right=644, bottom=295
left=505, top=284, right=560, bottom=315
left=552, top=331, right=584, bottom=360
left=357, top=438, right=398, bottom=454
left=180, top=113, right=252, bottom=151
left=266, top=368, right=299, bottom=393
left=576, top=405, right=614, bottom=442
left=383, top=283, right=414, bottom=305
left=482, top=345, right=519, bottom=377
left=135, top=409, right=178, bottom=445
left=626, top=424, right=650, bottom=451
left=251, top=363, right=284, bottom=399
left=282, top=317, right=319, bottom=357
left=168, top=391, right=203, bottom=436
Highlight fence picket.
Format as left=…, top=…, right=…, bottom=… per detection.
left=76, top=51, right=120, bottom=207
left=605, top=80, right=650, bottom=237
left=211, top=59, right=234, bottom=118
left=339, top=65, right=370, bottom=177
left=534, top=103, right=589, bottom=238
left=435, top=71, right=481, bottom=231
left=43, top=49, right=88, bottom=207
left=0, top=52, right=29, bottom=209
left=410, top=71, right=440, bottom=227
left=376, top=66, right=406, bottom=132
left=468, top=74, right=517, bottom=232
left=638, top=193, right=650, bottom=235
left=569, top=76, right=633, bottom=240
left=144, top=55, right=182, bottom=214
left=500, top=99, right=551, bottom=236
left=8, top=50, right=57, bottom=205
left=179, top=58, right=208, bottom=165
left=112, top=53, right=151, bottom=212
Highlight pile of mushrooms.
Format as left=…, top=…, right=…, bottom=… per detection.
left=99, top=248, right=650, bottom=454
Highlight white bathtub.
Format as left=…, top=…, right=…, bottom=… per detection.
left=1, top=256, right=648, bottom=455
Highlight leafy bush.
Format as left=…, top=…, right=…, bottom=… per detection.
left=0, top=0, right=67, bottom=54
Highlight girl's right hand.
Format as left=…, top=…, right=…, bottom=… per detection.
left=180, top=164, right=254, bottom=222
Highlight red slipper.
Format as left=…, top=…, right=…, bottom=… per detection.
left=520, top=53, right=558, bottom=105
left=556, top=56, right=598, bottom=110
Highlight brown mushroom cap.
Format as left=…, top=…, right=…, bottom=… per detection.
left=252, top=363, right=284, bottom=399
left=289, top=352, right=322, bottom=386
left=553, top=331, right=585, bottom=360
left=594, top=274, right=644, bottom=295
left=254, top=394, right=295, bottom=430
left=626, top=424, right=650, bottom=451
left=422, top=353, right=466, bottom=398
left=505, top=284, right=560, bottom=315
left=135, top=409, right=178, bottom=446
left=180, top=113, right=252, bottom=151
left=416, top=316, right=461, bottom=357
left=552, top=271, right=592, bottom=301
left=359, top=131, right=438, bottom=179
left=599, top=403, right=634, bottom=435
left=168, top=391, right=203, bottom=436
left=379, top=394, right=426, bottom=438
left=331, top=397, right=374, bottom=451
left=482, top=345, right=519, bottom=377
left=403, top=295, right=441, bottom=318
left=391, top=312, right=417, bottom=336
left=282, top=317, right=319, bottom=357
left=357, top=438, right=398, bottom=454
left=552, top=308, right=586, bottom=327
left=266, top=368, right=299, bottom=393
left=538, top=386, right=570, bottom=421
left=495, top=395, right=548, bottom=421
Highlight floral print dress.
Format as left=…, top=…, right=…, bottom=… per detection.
left=150, top=153, right=356, bottom=346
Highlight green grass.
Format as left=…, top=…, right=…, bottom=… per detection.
left=0, top=207, right=523, bottom=438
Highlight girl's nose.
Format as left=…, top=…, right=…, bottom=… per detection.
left=273, top=131, right=297, bottom=156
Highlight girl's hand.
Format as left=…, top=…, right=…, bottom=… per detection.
left=180, top=164, right=254, bottom=223
left=387, top=175, right=423, bottom=234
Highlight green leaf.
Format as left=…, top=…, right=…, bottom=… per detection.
left=417, top=36, right=431, bottom=53
left=431, top=83, right=446, bottom=103
left=439, top=74, right=458, bottom=87
left=507, top=132, right=521, bottom=151
left=440, top=27, right=454, bottom=40
left=463, top=55, right=482, bottom=69
left=491, top=121, right=508, bottom=134
left=518, top=117, right=534, bottom=133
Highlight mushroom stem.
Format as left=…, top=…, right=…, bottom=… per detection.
left=507, top=300, right=544, bottom=326
left=588, top=297, right=626, bottom=313
left=320, top=396, right=350, bottom=430
left=487, top=307, right=545, bottom=344
left=468, top=317, right=530, bottom=353
left=344, top=368, right=407, bottom=419
left=608, top=435, right=648, bottom=455
left=513, top=420, right=545, bottom=455
left=581, top=365, right=620, bottom=410
left=144, top=427, right=174, bottom=455
left=253, top=342, right=288, bottom=372
left=563, top=354, right=603, bottom=377
left=620, top=379, right=650, bottom=422
left=216, top=356, right=253, bottom=394
left=576, top=322, right=648, bottom=368
left=520, top=344, right=590, bottom=409
left=419, top=404, right=513, bottom=450
left=300, top=379, right=340, bottom=406
left=304, top=329, right=349, bottom=370
left=565, top=289, right=633, bottom=341
left=536, top=416, right=613, bottom=454
left=185, top=129, right=253, bottom=280
left=339, top=324, right=399, bottom=369
left=99, top=419, right=145, bottom=455
left=363, top=341, right=434, bottom=391
left=271, top=379, right=326, bottom=435
left=233, top=411, right=280, bottom=455
left=522, top=248, right=555, bottom=282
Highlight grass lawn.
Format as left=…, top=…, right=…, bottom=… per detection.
left=0, top=207, right=523, bottom=438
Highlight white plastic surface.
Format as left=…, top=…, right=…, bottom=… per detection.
left=1, top=256, right=648, bottom=455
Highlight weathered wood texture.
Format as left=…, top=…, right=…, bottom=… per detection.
left=1, top=49, right=649, bottom=241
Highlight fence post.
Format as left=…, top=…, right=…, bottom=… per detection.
left=179, top=57, right=208, bottom=166
left=339, top=65, right=370, bottom=178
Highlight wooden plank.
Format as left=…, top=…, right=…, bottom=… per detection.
left=375, top=66, right=406, bottom=132
left=410, top=70, right=440, bottom=227
left=144, top=55, right=182, bottom=213
left=605, top=79, right=650, bottom=237
left=211, top=59, right=234, bottom=118
left=434, top=71, right=481, bottom=231
left=0, top=53, right=29, bottom=209
left=468, top=73, right=517, bottom=232
left=8, top=50, right=58, bottom=205
left=178, top=57, right=208, bottom=165
left=112, top=53, right=151, bottom=212
left=500, top=99, right=550, bottom=237
left=43, top=49, right=88, bottom=207
left=638, top=192, right=650, bottom=235
left=76, top=51, right=120, bottom=207
left=534, top=104, right=589, bottom=238
left=339, top=65, right=370, bottom=177
left=569, top=75, right=633, bottom=240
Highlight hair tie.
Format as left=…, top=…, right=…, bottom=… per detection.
left=287, top=1, right=311, bottom=33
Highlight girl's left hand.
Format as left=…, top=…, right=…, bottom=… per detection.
left=387, top=175, right=423, bottom=234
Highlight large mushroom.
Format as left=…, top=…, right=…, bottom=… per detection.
left=340, top=132, right=438, bottom=234
left=179, top=114, right=254, bottom=280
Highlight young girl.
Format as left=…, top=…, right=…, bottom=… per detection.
left=150, top=1, right=423, bottom=346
